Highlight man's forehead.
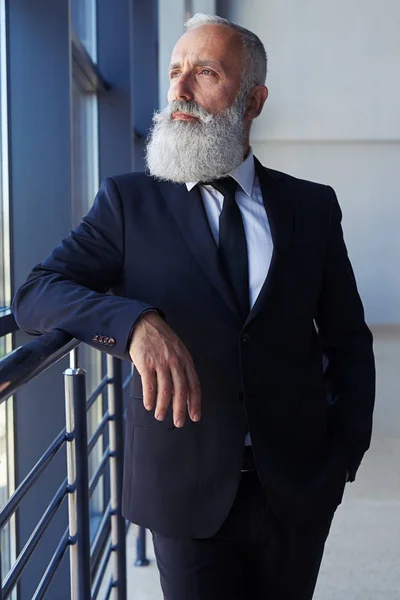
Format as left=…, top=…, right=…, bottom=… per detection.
left=170, top=27, right=243, bottom=71
left=169, top=53, right=224, bottom=71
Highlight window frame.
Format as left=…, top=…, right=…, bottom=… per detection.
left=0, top=0, right=11, bottom=313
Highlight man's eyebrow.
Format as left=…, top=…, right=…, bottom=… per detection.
left=195, top=59, right=221, bottom=70
left=168, top=59, right=222, bottom=71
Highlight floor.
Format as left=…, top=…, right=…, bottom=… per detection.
left=124, top=331, right=400, bottom=599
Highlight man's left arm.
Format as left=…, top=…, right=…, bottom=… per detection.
left=315, top=186, right=376, bottom=482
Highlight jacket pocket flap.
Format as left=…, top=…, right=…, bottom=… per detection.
left=127, top=394, right=175, bottom=429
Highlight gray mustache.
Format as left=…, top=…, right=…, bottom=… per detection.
left=167, top=100, right=212, bottom=122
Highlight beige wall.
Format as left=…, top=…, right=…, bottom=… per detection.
left=218, top=0, right=400, bottom=324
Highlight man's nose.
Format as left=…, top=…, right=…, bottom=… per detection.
left=173, top=73, right=194, bottom=102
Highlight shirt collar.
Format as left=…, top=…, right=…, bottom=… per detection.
left=186, top=148, right=255, bottom=197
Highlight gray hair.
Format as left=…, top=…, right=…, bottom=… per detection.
left=185, top=13, right=267, bottom=96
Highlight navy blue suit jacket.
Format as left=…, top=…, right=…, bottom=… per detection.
left=12, top=159, right=375, bottom=537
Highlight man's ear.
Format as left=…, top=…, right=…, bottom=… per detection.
left=245, top=85, right=268, bottom=121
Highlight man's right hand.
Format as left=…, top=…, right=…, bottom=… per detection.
left=129, top=312, right=201, bottom=428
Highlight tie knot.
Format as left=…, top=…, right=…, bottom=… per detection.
left=209, top=177, right=238, bottom=198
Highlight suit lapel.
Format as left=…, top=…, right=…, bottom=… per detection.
left=158, top=158, right=294, bottom=327
left=246, top=159, right=295, bottom=325
left=159, top=181, right=243, bottom=324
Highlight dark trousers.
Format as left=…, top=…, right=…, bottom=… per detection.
left=152, top=471, right=335, bottom=600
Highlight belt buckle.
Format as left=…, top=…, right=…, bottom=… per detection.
left=241, top=447, right=256, bottom=472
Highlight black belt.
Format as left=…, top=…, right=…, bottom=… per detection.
left=241, top=445, right=256, bottom=472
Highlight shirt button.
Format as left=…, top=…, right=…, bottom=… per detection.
left=241, top=333, right=251, bottom=343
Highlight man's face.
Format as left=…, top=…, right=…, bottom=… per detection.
left=145, top=25, right=252, bottom=183
left=167, top=24, right=244, bottom=118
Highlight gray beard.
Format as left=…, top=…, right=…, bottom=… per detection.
left=145, top=97, right=247, bottom=184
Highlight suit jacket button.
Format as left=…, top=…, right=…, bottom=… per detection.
left=108, top=338, right=116, bottom=347
left=103, top=337, right=109, bottom=344
left=93, top=335, right=99, bottom=342
left=241, top=333, right=251, bottom=343
left=98, top=336, right=104, bottom=343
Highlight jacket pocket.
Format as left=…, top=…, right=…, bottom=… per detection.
left=126, top=394, right=175, bottom=429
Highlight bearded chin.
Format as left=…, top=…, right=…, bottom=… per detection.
left=145, top=102, right=246, bottom=184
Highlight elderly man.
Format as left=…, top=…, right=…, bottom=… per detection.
left=13, top=14, right=375, bottom=600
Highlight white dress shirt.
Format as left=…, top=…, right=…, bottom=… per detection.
left=186, top=149, right=274, bottom=445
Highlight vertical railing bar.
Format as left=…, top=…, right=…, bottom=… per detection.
left=64, top=361, right=91, bottom=600
left=69, top=346, right=79, bottom=370
left=106, top=356, right=127, bottom=600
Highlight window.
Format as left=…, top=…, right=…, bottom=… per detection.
left=0, top=0, right=10, bottom=311
left=0, top=0, right=16, bottom=586
left=0, top=335, right=15, bottom=580
left=71, top=0, right=99, bottom=227
left=70, top=0, right=97, bottom=61
left=71, top=9, right=107, bottom=537
left=71, top=77, right=99, bottom=227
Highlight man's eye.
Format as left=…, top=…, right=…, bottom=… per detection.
left=170, top=71, right=180, bottom=79
left=200, top=69, right=213, bottom=76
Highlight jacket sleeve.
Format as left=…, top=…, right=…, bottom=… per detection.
left=315, top=186, right=376, bottom=482
left=12, top=177, right=157, bottom=362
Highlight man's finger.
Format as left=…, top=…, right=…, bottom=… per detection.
left=186, top=363, right=201, bottom=422
left=141, top=368, right=157, bottom=411
left=170, top=363, right=189, bottom=428
left=154, top=368, right=173, bottom=421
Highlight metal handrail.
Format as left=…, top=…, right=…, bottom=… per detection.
left=0, top=309, right=17, bottom=337
left=2, top=481, right=69, bottom=599
left=0, top=329, right=134, bottom=599
left=0, top=428, right=67, bottom=529
left=31, top=529, right=70, bottom=600
left=89, top=448, right=111, bottom=497
left=91, top=502, right=111, bottom=574
left=86, top=375, right=109, bottom=411
left=0, top=330, right=78, bottom=403
left=104, top=579, right=114, bottom=600
left=88, top=411, right=110, bottom=454
left=92, top=544, right=113, bottom=600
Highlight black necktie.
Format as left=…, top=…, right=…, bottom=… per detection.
left=210, top=177, right=250, bottom=320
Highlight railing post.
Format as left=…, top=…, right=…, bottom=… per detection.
left=135, top=526, right=149, bottom=567
left=107, top=356, right=127, bottom=600
left=0, top=546, right=3, bottom=600
left=64, top=361, right=91, bottom=600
